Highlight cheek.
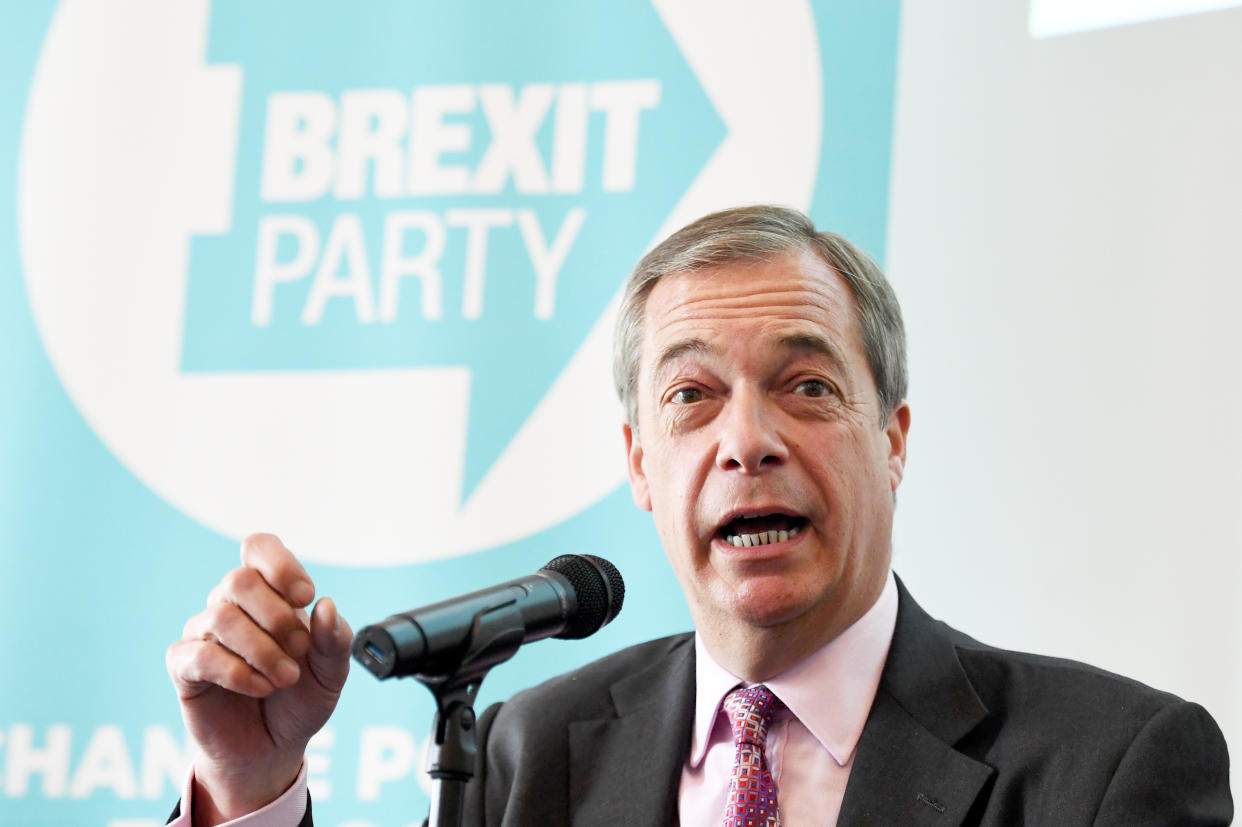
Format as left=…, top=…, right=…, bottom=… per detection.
left=807, top=436, right=885, bottom=511
left=648, top=463, right=717, bottom=564
left=650, top=468, right=694, bottom=530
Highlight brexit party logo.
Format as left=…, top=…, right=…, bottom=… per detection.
left=18, top=0, right=824, bottom=565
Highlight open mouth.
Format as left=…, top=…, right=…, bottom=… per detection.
left=718, top=512, right=807, bottom=548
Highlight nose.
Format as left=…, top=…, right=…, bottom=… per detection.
left=715, top=388, right=787, bottom=474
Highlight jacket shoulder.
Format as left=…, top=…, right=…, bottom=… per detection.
left=876, top=581, right=1231, bottom=823
left=887, top=578, right=1191, bottom=740
left=500, top=632, right=694, bottom=723
left=891, top=602, right=1232, bottom=825
left=956, top=635, right=1181, bottom=714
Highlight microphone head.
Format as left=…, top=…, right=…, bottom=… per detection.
left=543, top=554, right=625, bottom=639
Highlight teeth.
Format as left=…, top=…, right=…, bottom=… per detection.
left=725, top=528, right=801, bottom=547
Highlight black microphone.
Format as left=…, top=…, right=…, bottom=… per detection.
left=352, top=554, right=625, bottom=681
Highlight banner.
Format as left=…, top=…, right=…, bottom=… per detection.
left=0, top=2, right=901, bottom=824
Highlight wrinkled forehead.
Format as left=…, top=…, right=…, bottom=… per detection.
left=638, top=250, right=865, bottom=368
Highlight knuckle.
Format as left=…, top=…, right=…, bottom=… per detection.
left=164, top=642, right=182, bottom=674
left=224, top=566, right=264, bottom=600
left=220, top=566, right=251, bottom=592
left=183, top=640, right=217, bottom=679
left=204, top=601, right=240, bottom=630
left=225, top=658, right=254, bottom=688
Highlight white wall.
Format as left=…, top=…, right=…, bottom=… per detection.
left=888, top=0, right=1242, bottom=791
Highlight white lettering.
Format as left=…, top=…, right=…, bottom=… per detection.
left=356, top=726, right=417, bottom=801
left=68, top=725, right=137, bottom=799
left=551, top=84, right=588, bottom=193
left=254, top=206, right=594, bottom=327
left=519, top=208, right=586, bottom=320
left=307, top=727, right=335, bottom=802
left=261, top=92, right=337, bottom=202
left=259, top=80, right=661, bottom=203
left=407, top=85, right=475, bottom=195
left=3, top=723, right=71, bottom=797
left=473, top=84, right=554, bottom=194
left=379, top=210, right=446, bottom=322
left=252, top=215, right=320, bottom=325
left=336, top=89, right=409, bottom=200
left=591, top=80, right=661, bottom=191
left=302, top=214, right=375, bottom=324
left=445, top=208, right=514, bottom=319
left=139, top=726, right=190, bottom=801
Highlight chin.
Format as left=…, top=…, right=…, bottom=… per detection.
left=721, top=580, right=823, bottom=629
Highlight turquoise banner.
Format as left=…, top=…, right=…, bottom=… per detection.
left=0, top=2, right=900, bottom=824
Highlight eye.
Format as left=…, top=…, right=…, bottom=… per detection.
left=670, top=386, right=704, bottom=404
left=793, top=378, right=833, bottom=398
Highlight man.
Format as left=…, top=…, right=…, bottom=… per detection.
left=167, top=206, right=1232, bottom=825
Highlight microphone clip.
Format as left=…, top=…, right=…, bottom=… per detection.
left=426, top=599, right=535, bottom=827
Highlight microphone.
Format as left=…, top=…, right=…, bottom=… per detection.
left=352, top=554, right=625, bottom=681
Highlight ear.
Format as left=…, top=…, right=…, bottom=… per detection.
left=884, top=403, right=911, bottom=492
left=623, top=423, right=652, bottom=512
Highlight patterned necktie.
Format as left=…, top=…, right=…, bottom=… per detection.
left=721, top=684, right=784, bottom=827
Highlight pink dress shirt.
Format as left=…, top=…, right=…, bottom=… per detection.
left=168, top=762, right=308, bottom=827
left=171, top=572, right=897, bottom=826
left=679, top=571, right=898, bottom=826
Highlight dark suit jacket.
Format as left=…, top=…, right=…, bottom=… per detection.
left=171, top=580, right=1232, bottom=826
left=463, top=579, right=1232, bottom=825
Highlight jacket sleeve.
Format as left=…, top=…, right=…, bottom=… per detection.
left=461, top=701, right=507, bottom=827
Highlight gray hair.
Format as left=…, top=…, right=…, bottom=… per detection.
left=613, top=204, right=907, bottom=429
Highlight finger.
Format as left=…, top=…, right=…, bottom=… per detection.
left=239, top=533, right=316, bottom=607
left=306, top=598, right=352, bottom=693
left=183, top=602, right=302, bottom=689
left=207, top=566, right=310, bottom=658
left=167, top=638, right=276, bottom=699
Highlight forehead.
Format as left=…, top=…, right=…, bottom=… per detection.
left=639, top=249, right=864, bottom=370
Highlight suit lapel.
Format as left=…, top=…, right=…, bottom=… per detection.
left=838, top=686, right=993, bottom=825
left=838, top=579, right=994, bottom=826
left=567, top=635, right=696, bottom=826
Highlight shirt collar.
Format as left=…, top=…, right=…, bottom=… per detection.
left=688, top=570, right=898, bottom=768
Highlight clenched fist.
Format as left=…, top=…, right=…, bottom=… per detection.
left=166, top=533, right=353, bottom=826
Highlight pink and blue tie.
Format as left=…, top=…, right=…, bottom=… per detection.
left=721, top=684, right=783, bottom=827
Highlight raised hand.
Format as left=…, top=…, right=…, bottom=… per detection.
left=166, top=533, right=353, bottom=825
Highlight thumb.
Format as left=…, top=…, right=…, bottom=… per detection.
left=306, top=597, right=352, bottom=694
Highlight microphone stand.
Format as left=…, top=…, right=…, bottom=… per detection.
left=417, top=600, right=529, bottom=827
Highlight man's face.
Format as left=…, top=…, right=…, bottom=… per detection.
left=624, top=249, right=909, bottom=655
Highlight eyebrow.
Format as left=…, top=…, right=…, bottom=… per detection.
left=651, top=332, right=850, bottom=380
left=776, top=332, right=850, bottom=375
left=653, top=338, right=714, bottom=379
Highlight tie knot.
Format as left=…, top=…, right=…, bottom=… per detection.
left=722, top=684, right=783, bottom=747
